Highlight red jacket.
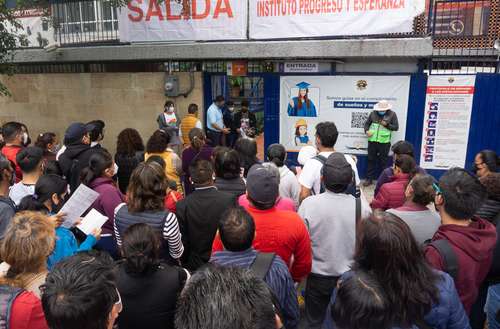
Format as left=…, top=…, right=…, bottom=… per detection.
left=425, top=217, right=497, bottom=314
left=213, top=206, right=312, bottom=282
left=1, top=145, right=23, bottom=183
left=11, top=291, right=49, bottom=329
left=370, top=173, right=410, bottom=210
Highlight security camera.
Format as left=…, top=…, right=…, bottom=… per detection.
left=44, top=41, right=60, bottom=53
left=494, top=39, right=500, bottom=51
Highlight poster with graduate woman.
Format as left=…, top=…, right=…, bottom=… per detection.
left=280, top=76, right=410, bottom=154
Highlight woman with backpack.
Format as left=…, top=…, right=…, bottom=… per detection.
left=323, top=211, right=470, bottom=329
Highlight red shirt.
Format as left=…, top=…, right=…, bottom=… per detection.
left=1, top=145, right=23, bottom=182
left=164, top=191, right=184, bottom=214
left=425, top=217, right=497, bottom=314
left=213, top=206, right=312, bottom=282
left=11, top=291, right=49, bottom=329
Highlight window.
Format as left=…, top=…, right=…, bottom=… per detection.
left=433, top=0, right=491, bottom=37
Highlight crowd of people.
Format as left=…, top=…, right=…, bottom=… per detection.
left=0, top=96, right=499, bottom=329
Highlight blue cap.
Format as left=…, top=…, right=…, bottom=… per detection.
left=64, top=122, right=91, bottom=145
left=296, top=81, right=311, bottom=89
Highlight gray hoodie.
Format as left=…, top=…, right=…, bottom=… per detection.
left=278, top=166, right=300, bottom=209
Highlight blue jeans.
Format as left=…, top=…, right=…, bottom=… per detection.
left=486, top=284, right=500, bottom=329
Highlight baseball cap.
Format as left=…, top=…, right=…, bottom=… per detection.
left=64, top=122, right=91, bottom=145
left=323, top=153, right=353, bottom=191
left=246, top=164, right=279, bottom=205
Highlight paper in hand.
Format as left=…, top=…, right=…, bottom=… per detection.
left=77, top=209, right=108, bottom=235
left=60, top=184, right=100, bottom=228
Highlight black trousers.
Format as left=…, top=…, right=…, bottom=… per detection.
left=366, top=141, right=391, bottom=180
left=206, top=130, right=223, bottom=147
left=305, top=273, right=340, bottom=329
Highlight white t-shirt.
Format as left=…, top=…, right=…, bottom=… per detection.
left=298, top=151, right=360, bottom=195
left=9, top=182, right=35, bottom=205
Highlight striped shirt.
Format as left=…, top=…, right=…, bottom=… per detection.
left=113, top=203, right=184, bottom=259
left=211, top=248, right=300, bottom=329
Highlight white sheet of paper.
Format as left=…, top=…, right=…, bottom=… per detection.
left=77, top=209, right=108, bottom=235
left=60, top=184, right=100, bottom=228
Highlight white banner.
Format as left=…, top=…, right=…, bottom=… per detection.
left=5, top=8, right=55, bottom=48
left=419, top=75, right=476, bottom=170
left=280, top=76, right=410, bottom=154
left=119, top=0, right=247, bottom=42
left=250, top=0, right=425, bottom=39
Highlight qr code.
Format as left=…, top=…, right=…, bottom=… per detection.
left=351, top=112, right=369, bottom=128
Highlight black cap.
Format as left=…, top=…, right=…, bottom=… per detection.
left=246, top=164, right=279, bottom=205
left=64, top=123, right=91, bottom=145
left=323, top=153, right=353, bottom=191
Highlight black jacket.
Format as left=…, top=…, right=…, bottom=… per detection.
left=176, top=187, right=236, bottom=271
left=115, top=151, right=144, bottom=194
left=364, top=109, right=399, bottom=132
left=233, top=111, right=257, bottom=132
left=476, top=199, right=500, bottom=225
left=58, top=143, right=103, bottom=192
left=214, top=177, right=246, bottom=198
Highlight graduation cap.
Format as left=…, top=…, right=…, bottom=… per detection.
left=296, top=81, right=311, bottom=89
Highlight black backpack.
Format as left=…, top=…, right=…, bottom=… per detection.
left=426, top=239, right=459, bottom=281
left=0, top=285, right=23, bottom=329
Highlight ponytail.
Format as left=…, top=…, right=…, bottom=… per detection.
left=81, top=150, right=113, bottom=186
left=189, top=128, right=206, bottom=152
left=18, top=174, right=68, bottom=212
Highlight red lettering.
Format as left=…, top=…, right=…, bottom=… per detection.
left=127, top=0, right=143, bottom=22
left=192, top=0, right=210, bottom=19
left=146, top=0, right=164, bottom=21
left=214, top=0, right=233, bottom=18
left=166, top=0, right=181, bottom=20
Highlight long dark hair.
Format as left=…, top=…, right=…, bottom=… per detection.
left=116, top=128, right=144, bottom=156
left=353, top=211, right=440, bottom=327
left=395, top=154, right=417, bottom=179
left=146, top=130, right=170, bottom=154
left=35, top=132, right=56, bottom=151
left=121, top=223, right=161, bottom=276
left=127, top=162, right=167, bottom=213
left=81, top=150, right=113, bottom=186
left=235, top=138, right=258, bottom=177
left=478, top=149, right=499, bottom=173
left=18, top=174, right=68, bottom=213
left=297, top=89, right=310, bottom=109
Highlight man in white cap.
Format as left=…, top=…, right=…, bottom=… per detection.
left=363, top=100, right=399, bottom=187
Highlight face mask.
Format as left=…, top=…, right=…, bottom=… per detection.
left=167, top=107, right=175, bottom=113
left=52, top=144, right=61, bottom=153
left=51, top=198, right=63, bottom=214
left=378, top=111, right=386, bottom=117
left=22, top=132, right=29, bottom=146
left=228, top=107, right=235, bottom=113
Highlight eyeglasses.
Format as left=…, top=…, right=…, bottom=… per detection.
left=432, top=183, right=442, bottom=195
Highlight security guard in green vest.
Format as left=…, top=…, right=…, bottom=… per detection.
left=363, top=100, right=399, bottom=186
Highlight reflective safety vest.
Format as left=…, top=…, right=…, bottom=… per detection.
left=368, top=122, right=392, bottom=144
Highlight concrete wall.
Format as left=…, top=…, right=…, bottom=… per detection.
left=0, top=72, right=204, bottom=152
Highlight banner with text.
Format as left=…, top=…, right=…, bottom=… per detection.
left=419, top=75, right=476, bottom=170
left=280, top=76, right=410, bottom=154
left=119, top=0, right=247, bottom=42
left=250, top=0, right=425, bottom=39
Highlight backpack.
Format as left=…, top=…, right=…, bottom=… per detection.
left=0, top=285, right=23, bottom=329
left=426, top=239, right=459, bottom=281
left=250, top=252, right=276, bottom=280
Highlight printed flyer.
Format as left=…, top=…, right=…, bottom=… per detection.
left=279, top=76, right=410, bottom=154
left=420, top=75, right=476, bottom=170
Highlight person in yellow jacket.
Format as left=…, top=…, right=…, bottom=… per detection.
left=145, top=130, right=183, bottom=194
left=179, top=104, right=202, bottom=148
left=363, top=100, right=399, bottom=187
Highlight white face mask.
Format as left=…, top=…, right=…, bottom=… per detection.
left=22, top=132, right=29, bottom=145
left=228, top=107, right=235, bottom=112
left=167, top=106, right=175, bottom=113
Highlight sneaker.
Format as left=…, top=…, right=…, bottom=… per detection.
left=362, top=179, right=373, bottom=187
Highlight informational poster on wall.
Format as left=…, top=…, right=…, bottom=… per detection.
left=250, top=0, right=425, bottom=39
left=119, top=0, right=247, bottom=42
left=419, top=75, right=476, bottom=170
left=279, top=76, right=410, bottom=154
left=4, top=8, right=54, bottom=48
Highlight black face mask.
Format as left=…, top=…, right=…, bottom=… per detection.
left=51, top=194, right=68, bottom=214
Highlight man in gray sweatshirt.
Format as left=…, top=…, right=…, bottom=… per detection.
left=298, top=153, right=371, bottom=329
